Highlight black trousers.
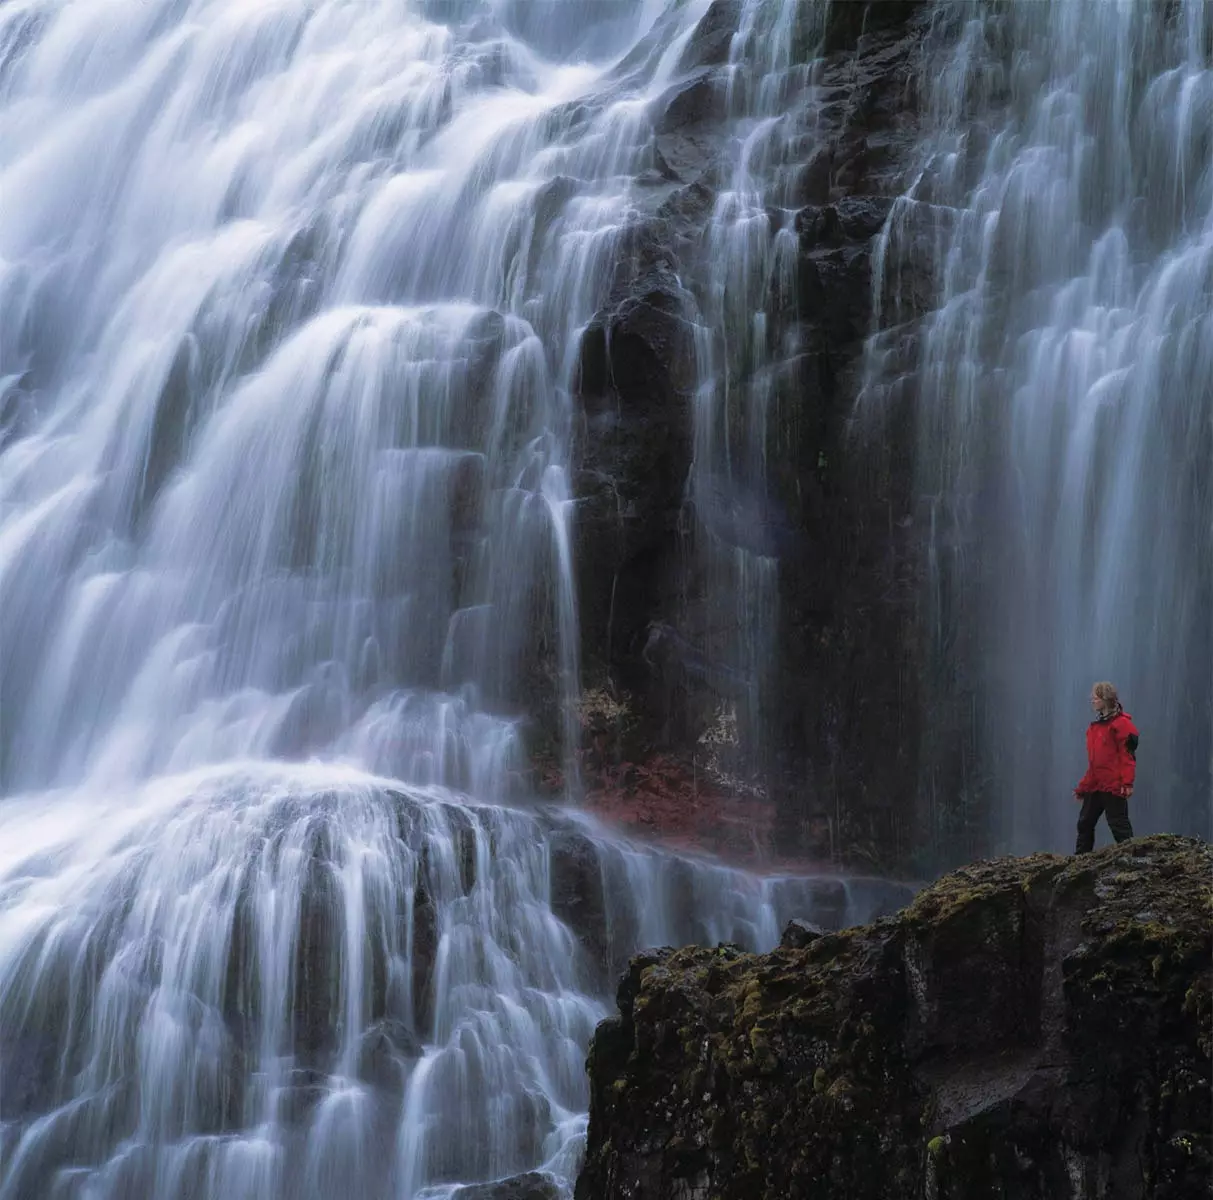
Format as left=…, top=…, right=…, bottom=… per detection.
left=1075, top=791, right=1134, bottom=854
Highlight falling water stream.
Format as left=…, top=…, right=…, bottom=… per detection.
left=863, top=0, right=1212, bottom=853
left=685, top=0, right=812, bottom=776
left=0, top=1, right=915, bottom=1198
left=5, top=0, right=1203, bottom=1194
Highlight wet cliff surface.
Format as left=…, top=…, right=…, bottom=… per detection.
left=577, top=835, right=1213, bottom=1200
left=565, top=0, right=1213, bottom=872
left=567, top=0, right=936, bottom=871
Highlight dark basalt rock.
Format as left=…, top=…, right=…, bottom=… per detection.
left=655, top=72, right=727, bottom=135
left=548, top=829, right=610, bottom=990
left=822, top=0, right=927, bottom=55
left=410, top=885, right=439, bottom=1037
left=0, top=1028, right=60, bottom=1122
left=293, top=829, right=341, bottom=1069
left=572, top=216, right=701, bottom=747
left=452, top=1172, right=561, bottom=1200
left=678, top=0, right=743, bottom=72
left=571, top=0, right=940, bottom=870
left=576, top=836, right=1213, bottom=1200
left=356, top=1019, right=423, bottom=1095
left=779, top=917, right=828, bottom=949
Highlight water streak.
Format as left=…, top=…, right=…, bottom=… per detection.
left=861, top=0, right=1213, bottom=853
left=686, top=0, right=821, bottom=783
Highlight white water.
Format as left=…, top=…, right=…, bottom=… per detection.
left=862, top=0, right=1213, bottom=853
left=0, top=1, right=917, bottom=1197
left=687, top=1, right=816, bottom=778
left=0, top=760, right=904, bottom=1198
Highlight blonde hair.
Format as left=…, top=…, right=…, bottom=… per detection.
left=1092, top=681, right=1120, bottom=708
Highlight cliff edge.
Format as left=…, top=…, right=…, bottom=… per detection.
left=577, top=835, right=1212, bottom=1199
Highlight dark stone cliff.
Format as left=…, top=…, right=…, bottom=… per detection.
left=563, top=0, right=941, bottom=871
left=576, top=835, right=1213, bottom=1200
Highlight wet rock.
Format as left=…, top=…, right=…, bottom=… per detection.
left=573, top=224, right=699, bottom=729
left=678, top=0, right=742, bottom=72
left=410, top=886, right=439, bottom=1036
left=450, top=451, right=485, bottom=537
left=293, top=833, right=341, bottom=1069
left=579, top=753, right=780, bottom=868
left=357, top=1019, right=423, bottom=1095
left=577, top=836, right=1213, bottom=1200
left=442, top=805, right=480, bottom=894
left=822, top=0, right=926, bottom=55
left=650, top=69, right=729, bottom=187
left=797, top=197, right=895, bottom=249
left=548, top=829, right=609, bottom=989
left=655, top=179, right=716, bottom=255
left=655, top=72, right=727, bottom=134
left=791, top=146, right=834, bottom=206
left=0, top=1028, right=60, bottom=1120
left=451, top=1172, right=560, bottom=1200
left=567, top=0, right=941, bottom=873
left=279, top=1066, right=329, bottom=1126
left=779, top=917, right=828, bottom=949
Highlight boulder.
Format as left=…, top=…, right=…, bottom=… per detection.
left=356, top=1019, right=423, bottom=1095
left=452, top=1172, right=560, bottom=1200
left=677, top=0, right=742, bottom=72
left=779, top=918, right=828, bottom=949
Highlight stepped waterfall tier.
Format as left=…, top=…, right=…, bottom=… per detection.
left=0, top=0, right=907, bottom=1196
left=0, top=764, right=906, bottom=1198
left=1, top=0, right=1209, bottom=1196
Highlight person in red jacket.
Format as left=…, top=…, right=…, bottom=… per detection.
left=1073, top=681, right=1138, bottom=853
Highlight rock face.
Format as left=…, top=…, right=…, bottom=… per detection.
left=577, top=835, right=1213, bottom=1200
left=569, top=0, right=938, bottom=871
left=779, top=917, right=827, bottom=949
left=452, top=1172, right=560, bottom=1200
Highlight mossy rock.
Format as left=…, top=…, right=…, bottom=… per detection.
left=577, top=836, right=1213, bottom=1200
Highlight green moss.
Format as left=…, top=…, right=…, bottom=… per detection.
left=581, top=836, right=1211, bottom=1200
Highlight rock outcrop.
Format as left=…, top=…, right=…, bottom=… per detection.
left=568, top=0, right=940, bottom=872
left=452, top=1172, right=560, bottom=1200
left=577, top=835, right=1213, bottom=1200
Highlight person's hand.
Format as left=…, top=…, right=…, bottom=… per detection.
left=1120, top=784, right=1134, bottom=799
left=1073, top=790, right=1084, bottom=803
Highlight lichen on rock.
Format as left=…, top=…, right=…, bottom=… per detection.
left=576, top=835, right=1213, bottom=1199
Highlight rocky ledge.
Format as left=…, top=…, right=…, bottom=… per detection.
left=576, top=835, right=1212, bottom=1200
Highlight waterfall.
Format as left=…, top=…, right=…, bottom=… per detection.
left=0, top=761, right=907, bottom=1198
left=0, top=1, right=920, bottom=1197
left=862, top=0, right=1213, bottom=855
left=685, top=1, right=818, bottom=786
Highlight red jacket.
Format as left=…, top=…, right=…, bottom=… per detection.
left=1076, top=709, right=1138, bottom=796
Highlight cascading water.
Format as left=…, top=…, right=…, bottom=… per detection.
left=0, top=763, right=905, bottom=1199
left=685, top=1, right=818, bottom=786
left=0, top=1, right=919, bottom=1198
left=862, top=0, right=1213, bottom=855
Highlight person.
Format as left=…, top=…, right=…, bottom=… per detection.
left=1073, top=681, right=1138, bottom=854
